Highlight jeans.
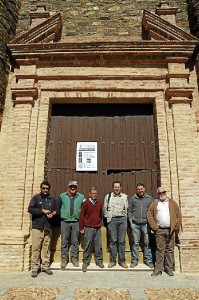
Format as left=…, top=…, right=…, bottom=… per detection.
left=107, top=217, right=127, bottom=263
left=131, top=223, right=152, bottom=263
left=83, top=227, right=103, bottom=264
left=61, top=221, right=79, bottom=260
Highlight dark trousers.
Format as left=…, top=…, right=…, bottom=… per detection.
left=83, top=227, right=103, bottom=264
left=154, top=228, right=175, bottom=272
left=61, top=221, right=79, bottom=261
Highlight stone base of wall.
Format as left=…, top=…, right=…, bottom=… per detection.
left=180, top=236, right=199, bottom=273
left=0, top=231, right=30, bottom=272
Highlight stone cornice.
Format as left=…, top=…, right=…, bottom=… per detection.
left=143, top=10, right=198, bottom=41
left=165, top=87, right=195, bottom=104
left=8, top=41, right=197, bottom=66
left=11, top=88, right=38, bottom=107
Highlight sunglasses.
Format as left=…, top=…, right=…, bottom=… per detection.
left=42, top=187, right=50, bottom=191
left=158, top=191, right=166, bottom=195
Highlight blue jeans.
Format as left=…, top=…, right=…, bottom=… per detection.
left=107, top=217, right=127, bottom=263
left=131, top=223, right=152, bottom=263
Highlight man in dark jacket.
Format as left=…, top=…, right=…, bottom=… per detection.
left=128, top=183, right=153, bottom=268
left=28, top=180, right=58, bottom=278
left=79, top=187, right=104, bottom=272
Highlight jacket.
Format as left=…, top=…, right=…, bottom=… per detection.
left=28, top=193, right=58, bottom=229
left=147, top=198, right=181, bottom=233
left=128, top=193, right=153, bottom=224
left=103, top=192, right=128, bottom=223
left=58, top=192, right=84, bottom=222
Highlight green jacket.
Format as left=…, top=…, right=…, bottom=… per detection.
left=60, top=192, right=84, bottom=221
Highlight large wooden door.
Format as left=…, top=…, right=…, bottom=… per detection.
left=48, top=103, right=157, bottom=263
left=47, top=104, right=157, bottom=201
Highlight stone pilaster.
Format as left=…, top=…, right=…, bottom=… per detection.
left=165, top=65, right=199, bottom=272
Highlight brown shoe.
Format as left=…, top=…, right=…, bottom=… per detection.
left=96, top=261, right=105, bottom=268
left=108, top=261, right=116, bottom=268
left=82, top=263, right=88, bottom=272
left=71, top=258, right=79, bottom=267
left=130, top=261, right=138, bottom=268
left=119, top=262, right=128, bottom=268
left=145, top=261, right=154, bottom=269
left=61, top=260, right=68, bottom=268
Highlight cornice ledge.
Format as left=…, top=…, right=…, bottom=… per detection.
left=11, top=88, right=38, bottom=107
left=143, top=10, right=198, bottom=41
left=10, top=12, right=62, bottom=45
left=8, top=41, right=197, bottom=58
left=165, top=87, right=195, bottom=104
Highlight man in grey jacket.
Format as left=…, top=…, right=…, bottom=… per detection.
left=128, top=183, right=153, bottom=268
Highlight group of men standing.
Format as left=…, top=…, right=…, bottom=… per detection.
left=28, top=180, right=181, bottom=278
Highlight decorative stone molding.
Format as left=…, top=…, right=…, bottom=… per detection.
left=143, top=10, right=198, bottom=41
left=11, top=88, right=38, bottom=107
left=29, top=5, right=50, bottom=22
left=10, top=12, right=62, bottom=45
left=165, top=87, right=195, bottom=104
left=155, top=1, right=178, bottom=25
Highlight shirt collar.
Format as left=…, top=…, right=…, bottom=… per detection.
left=113, top=193, right=122, bottom=197
left=134, top=193, right=148, bottom=199
left=67, top=191, right=78, bottom=197
left=89, top=197, right=97, bottom=204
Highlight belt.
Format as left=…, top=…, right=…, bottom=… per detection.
left=158, top=227, right=170, bottom=229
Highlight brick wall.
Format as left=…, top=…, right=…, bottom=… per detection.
left=0, top=0, right=199, bottom=273
left=0, top=0, right=20, bottom=126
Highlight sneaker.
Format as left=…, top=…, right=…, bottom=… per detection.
left=108, top=261, right=116, bottom=268
left=151, top=270, right=162, bottom=276
left=42, top=269, right=53, bottom=275
left=71, top=258, right=79, bottom=267
left=130, top=261, right=138, bottom=268
left=145, top=262, right=154, bottom=269
left=61, top=260, right=68, bottom=268
left=96, top=262, right=105, bottom=268
left=82, top=263, right=88, bottom=272
left=119, top=262, right=128, bottom=268
left=31, top=271, right=38, bottom=278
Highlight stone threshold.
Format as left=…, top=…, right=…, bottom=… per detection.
left=50, top=262, right=152, bottom=271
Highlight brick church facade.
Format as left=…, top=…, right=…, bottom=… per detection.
left=0, top=0, right=199, bottom=272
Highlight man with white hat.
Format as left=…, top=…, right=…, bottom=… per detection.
left=57, top=181, right=85, bottom=268
left=147, top=187, right=181, bottom=276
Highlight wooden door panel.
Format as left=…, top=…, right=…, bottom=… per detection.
left=47, top=104, right=157, bottom=201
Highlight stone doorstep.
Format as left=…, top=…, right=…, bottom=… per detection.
left=50, top=262, right=152, bottom=271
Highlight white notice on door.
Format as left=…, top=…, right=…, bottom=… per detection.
left=76, top=142, right=97, bottom=171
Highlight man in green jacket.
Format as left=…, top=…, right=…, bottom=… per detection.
left=57, top=181, right=85, bottom=268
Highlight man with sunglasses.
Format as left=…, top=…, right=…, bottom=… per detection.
left=147, top=187, right=181, bottom=276
left=28, top=180, right=58, bottom=278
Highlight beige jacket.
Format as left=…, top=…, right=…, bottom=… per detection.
left=147, top=198, right=181, bottom=233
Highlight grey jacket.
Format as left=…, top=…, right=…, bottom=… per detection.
left=128, top=193, right=153, bottom=225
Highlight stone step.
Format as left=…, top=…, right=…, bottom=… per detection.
left=50, top=262, right=152, bottom=271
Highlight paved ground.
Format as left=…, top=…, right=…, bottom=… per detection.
left=0, top=264, right=199, bottom=300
